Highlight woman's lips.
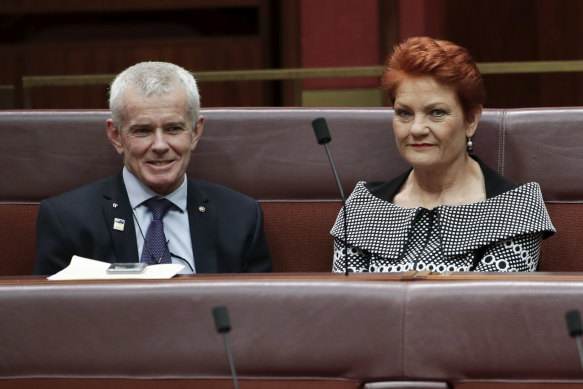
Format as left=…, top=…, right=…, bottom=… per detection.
left=411, top=143, right=433, bottom=148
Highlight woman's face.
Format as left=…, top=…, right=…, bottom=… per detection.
left=392, top=75, right=479, bottom=171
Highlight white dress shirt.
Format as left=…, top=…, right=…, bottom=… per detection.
left=122, top=167, right=196, bottom=274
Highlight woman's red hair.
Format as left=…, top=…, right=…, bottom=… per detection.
left=382, top=37, right=486, bottom=121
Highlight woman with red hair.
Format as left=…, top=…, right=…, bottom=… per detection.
left=331, top=37, right=555, bottom=273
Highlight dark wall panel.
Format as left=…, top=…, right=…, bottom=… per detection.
left=444, top=0, right=583, bottom=108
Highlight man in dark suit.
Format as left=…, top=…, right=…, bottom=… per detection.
left=33, top=61, right=272, bottom=275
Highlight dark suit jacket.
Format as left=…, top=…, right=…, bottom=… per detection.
left=33, top=173, right=272, bottom=275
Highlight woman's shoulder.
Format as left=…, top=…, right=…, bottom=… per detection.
left=361, top=169, right=412, bottom=202
left=486, top=181, right=547, bottom=213
left=473, top=155, right=521, bottom=198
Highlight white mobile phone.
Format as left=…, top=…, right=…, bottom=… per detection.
left=107, top=263, right=147, bottom=273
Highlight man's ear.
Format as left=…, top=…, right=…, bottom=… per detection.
left=191, top=115, right=204, bottom=151
left=466, top=105, right=483, bottom=138
left=106, top=119, right=124, bottom=155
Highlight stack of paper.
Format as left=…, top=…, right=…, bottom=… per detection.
left=48, top=256, right=184, bottom=281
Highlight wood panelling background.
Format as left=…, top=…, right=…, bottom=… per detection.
left=23, top=38, right=266, bottom=108
left=441, top=0, right=583, bottom=108
left=1, top=0, right=583, bottom=108
left=0, top=0, right=276, bottom=108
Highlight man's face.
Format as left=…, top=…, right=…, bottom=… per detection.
left=107, top=87, right=204, bottom=195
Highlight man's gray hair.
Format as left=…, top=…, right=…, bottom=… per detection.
left=109, top=61, right=201, bottom=128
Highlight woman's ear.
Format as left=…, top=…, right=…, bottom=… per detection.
left=466, top=105, right=483, bottom=138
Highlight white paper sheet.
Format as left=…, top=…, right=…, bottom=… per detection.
left=47, top=255, right=184, bottom=281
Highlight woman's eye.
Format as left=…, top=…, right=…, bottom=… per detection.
left=431, top=109, right=446, bottom=117
left=396, top=109, right=412, bottom=118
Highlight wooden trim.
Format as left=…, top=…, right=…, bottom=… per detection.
left=20, top=60, right=583, bottom=108
left=22, top=60, right=583, bottom=87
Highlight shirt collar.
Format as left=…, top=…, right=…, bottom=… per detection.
left=122, top=167, right=188, bottom=212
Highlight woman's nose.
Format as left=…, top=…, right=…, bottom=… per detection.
left=409, top=116, right=429, bottom=136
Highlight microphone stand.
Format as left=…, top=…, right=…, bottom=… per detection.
left=212, top=306, right=240, bottom=389
left=312, top=117, right=349, bottom=276
left=565, top=309, right=583, bottom=372
left=323, top=143, right=348, bottom=276
left=221, top=334, right=239, bottom=389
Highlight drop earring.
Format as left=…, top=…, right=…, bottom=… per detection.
left=466, top=137, right=474, bottom=154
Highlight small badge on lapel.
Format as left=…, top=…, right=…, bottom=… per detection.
left=113, top=203, right=118, bottom=208
left=113, top=218, right=125, bottom=231
left=198, top=206, right=206, bottom=213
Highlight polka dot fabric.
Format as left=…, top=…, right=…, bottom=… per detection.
left=141, top=197, right=174, bottom=265
left=331, top=181, right=555, bottom=273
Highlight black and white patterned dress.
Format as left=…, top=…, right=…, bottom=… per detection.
left=331, top=157, right=555, bottom=273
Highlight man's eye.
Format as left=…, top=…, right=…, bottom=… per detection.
left=131, top=128, right=151, bottom=135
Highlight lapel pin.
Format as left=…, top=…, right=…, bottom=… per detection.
left=113, top=218, right=125, bottom=231
left=198, top=206, right=206, bottom=213
left=113, top=203, right=118, bottom=208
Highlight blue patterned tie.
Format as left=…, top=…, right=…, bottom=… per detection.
left=140, top=198, right=174, bottom=265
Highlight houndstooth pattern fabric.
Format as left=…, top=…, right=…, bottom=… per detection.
left=331, top=181, right=555, bottom=273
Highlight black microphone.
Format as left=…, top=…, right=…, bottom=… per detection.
left=212, top=306, right=239, bottom=389
left=565, top=309, right=583, bottom=372
left=312, top=117, right=349, bottom=276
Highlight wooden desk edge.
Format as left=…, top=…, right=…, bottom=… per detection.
left=3, top=271, right=583, bottom=285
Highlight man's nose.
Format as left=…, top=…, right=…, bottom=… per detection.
left=151, top=130, right=169, bottom=150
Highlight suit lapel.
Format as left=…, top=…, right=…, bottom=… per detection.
left=101, top=173, right=139, bottom=262
left=187, top=179, right=219, bottom=273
